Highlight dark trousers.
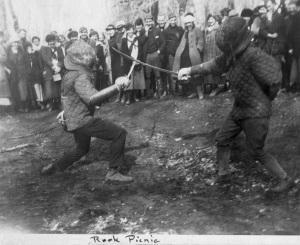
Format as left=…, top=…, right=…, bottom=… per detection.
left=216, top=115, right=286, bottom=179
left=56, top=118, right=127, bottom=171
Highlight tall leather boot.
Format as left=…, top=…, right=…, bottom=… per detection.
left=216, top=146, right=231, bottom=176
left=261, top=153, right=294, bottom=192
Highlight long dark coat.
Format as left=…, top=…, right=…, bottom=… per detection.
left=7, top=46, right=29, bottom=103
left=173, top=26, right=204, bottom=72
left=109, top=34, right=122, bottom=83
left=40, top=46, right=64, bottom=100
left=0, top=44, right=10, bottom=100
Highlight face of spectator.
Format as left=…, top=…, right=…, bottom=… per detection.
left=259, top=6, right=267, bottom=16
left=80, top=33, right=88, bottom=40
left=157, top=17, right=166, bottom=28
left=107, top=29, right=115, bottom=38
left=99, top=33, right=105, bottom=42
left=267, top=1, right=276, bottom=12
left=145, top=19, right=154, bottom=28
left=59, top=36, right=66, bottom=44
left=27, top=46, right=33, bottom=54
left=126, top=28, right=134, bottom=38
left=135, top=24, right=143, bottom=32
left=32, top=38, right=40, bottom=47
left=70, top=36, right=78, bottom=42
left=90, top=34, right=98, bottom=41
left=11, top=42, right=19, bottom=51
left=185, top=22, right=194, bottom=31
left=19, top=30, right=26, bottom=39
left=48, top=41, right=56, bottom=49
left=169, top=17, right=177, bottom=27
left=286, top=1, right=299, bottom=15
left=207, top=16, right=216, bottom=27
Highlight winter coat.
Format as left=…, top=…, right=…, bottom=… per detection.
left=109, top=34, right=122, bottom=82
left=136, top=29, right=147, bottom=61
left=173, top=26, right=204, bottom=72
left=143, top=27, right=166, bottom=56
left=61, top=40, right=98, bottom=131
left=164, top=25, right=184, bottom=56
left=203, top=24, right=222, bottom=62
left=0, top=44, right=10, bottom=99
left=7, top=46, right=30, bottom=102
left=254, top=13, right=286, bottom=56
left=24, top=51, right=44, bottom=85
left=40, top=46, right=64, bottom=81
left=6, top=46, right=28, bottom=80
left=287, top=12, right=300, bottom=57
left=121, top=36, right=142, bottom=75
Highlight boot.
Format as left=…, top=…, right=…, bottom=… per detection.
left=262, top=153, right=295, bottom=193
left=155, top=79, right=162, bottom=99
left=105, top=169, right=133, bottom=183
left=114, top=91, right=122, bottom=103
left=125, top=91, right=131, bottom=105
left=134, top=90, right=140, bottom=102
left=270, top=176, right=295, bottom=193
left=196, top=86, right=204, bottom=100
left=216, top=146, right=232, bottom=179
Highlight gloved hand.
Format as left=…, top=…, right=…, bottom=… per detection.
left=115, top=76, right=131, bottom=91
left=178, top=67, right=192, bottom=80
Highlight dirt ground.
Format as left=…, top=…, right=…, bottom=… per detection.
left=0, top=91, right=299, bottom=235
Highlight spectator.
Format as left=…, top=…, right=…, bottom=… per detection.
left=57, top=34, right=67, bottom=56
left=32, top=36, right=42, bottom=51
left=203, top=14, right=223, bottom=97
left=134, top=17, right=147, bottom=100
left=79, top=26, right=96, bottom=49
left=7, top=36, right=29, bottom=112
left=18, top=29, right=31, bottom=51
left=25, top=43, right=44, bottom=110
left=40, top=34, right=64, bottom=111
left=95, top=32, right=109, bottom=91
left=252, top=1, right=286, bottom=64
left=287, top=0, right=300, bottom=91
left=0, top=31, right=11, bottom=108
left=157, top=15, right=169, bottom=97
left=107, top=24, right=123, bottom=92
left=164, top=13, right=184, bottom=96
left=121, top=23, right=145, bottom=105
left=65, top=30, right=78, bottom=51
left=241, top=8, right=254, bottom=27
left=143, top=15, right=166, bottom=99
left=173, top=13, right=205, bottom=99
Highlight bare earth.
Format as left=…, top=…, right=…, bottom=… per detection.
left=0, top=91, right=299, bottom=234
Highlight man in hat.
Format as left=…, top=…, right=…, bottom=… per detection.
left=18, top=29, right=31, bottom=52
left=40, top=34, right=65, bottom=111
left=164, top=13, right=184, bottom=96
left=41, top=40, right=133, bottom=183
left=178, top=17, right=294, bottom=193
left=143, top=15, right=166, bottom=98
left=156, top=15, right=169, bottom=97
left=106, top=24, right=123, bottom=91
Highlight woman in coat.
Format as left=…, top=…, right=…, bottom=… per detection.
left=25, top=43, right=44, bottom=109
left=173, top=13, right=205, bottom=99
left=40, top=34, right=64, bottom=111
left=120, top=23, right=145, bottom=105
left=7, top=38, right=29, bottom=112
left=0, top=32, right=11, bottom=108
left=203, top=14, right=223, bottom=96
left=251, top=2, right=286, bottom=63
